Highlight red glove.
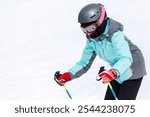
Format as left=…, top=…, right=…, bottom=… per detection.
left=54, top=72, right=71, bottom=86
left=99, top=69, right=117, bottom=84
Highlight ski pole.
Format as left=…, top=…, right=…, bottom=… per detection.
left=96, top=76, right=118, bottom=100
left=54, top=71, right=73, bottom=100
left=63, top=85, right=72, bottom=99
left=97, top=66, right=118, bottom=100
left=108, top=83, right=118, bottom=100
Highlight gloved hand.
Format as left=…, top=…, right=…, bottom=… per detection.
left=54, top=71, right=71, bottom=86
left=97, top=66, right=118, bottom=84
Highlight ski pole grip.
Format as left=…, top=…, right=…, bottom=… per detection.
left=96, top=66, right=105, bottom=81
left=54, top=71, right=60, bottom=78
left=54, top=71, right=61, bottom=83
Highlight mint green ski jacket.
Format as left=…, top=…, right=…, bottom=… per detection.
left=68, top=18, right=146, bottom=84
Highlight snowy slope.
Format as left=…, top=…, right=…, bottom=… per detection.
left=0, top=0, right=150, bottom=100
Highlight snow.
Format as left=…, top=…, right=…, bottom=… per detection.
left=0, top=0, right=150, bottom=100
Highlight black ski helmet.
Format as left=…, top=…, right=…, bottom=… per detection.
left=78, top=3, right=107, bottom=25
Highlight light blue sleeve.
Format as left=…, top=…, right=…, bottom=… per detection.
left=111, top=31, right=133, bottom=76
left=68, top=40, right=96, bottom=79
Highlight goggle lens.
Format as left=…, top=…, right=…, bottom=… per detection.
left=81, top=23, right=98, bottom=35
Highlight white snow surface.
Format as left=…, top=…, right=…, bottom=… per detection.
left=0, top=0, right=150, bottom=100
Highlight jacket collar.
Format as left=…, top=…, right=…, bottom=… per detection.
left=87, top=18, right=124, bottom=42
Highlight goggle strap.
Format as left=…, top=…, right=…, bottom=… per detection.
left=97, top=5, right=105, bottom=26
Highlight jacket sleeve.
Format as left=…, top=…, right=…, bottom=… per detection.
left=68, top=40, right=96, bottom=79
left=111, top=31, right=133, bottom=76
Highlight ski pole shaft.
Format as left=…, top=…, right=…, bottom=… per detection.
left=96, top=76, right=118, bottom=100
left=97, top=66, right=118, bottom=100
left=63, top=85, right=72, bottom=100
left=108, top=83, right=118, bottom=100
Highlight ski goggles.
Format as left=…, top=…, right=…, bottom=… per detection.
left=80, top=23, right=98, bottom=35
left=80, top=4, right=106, bottom=36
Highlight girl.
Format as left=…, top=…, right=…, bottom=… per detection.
left=54, top=3, right=146, bottom=100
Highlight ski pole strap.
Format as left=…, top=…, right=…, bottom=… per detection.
left=108, top=83, right=118, bottom=100
left=63, top=85, right=72, bottom=100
